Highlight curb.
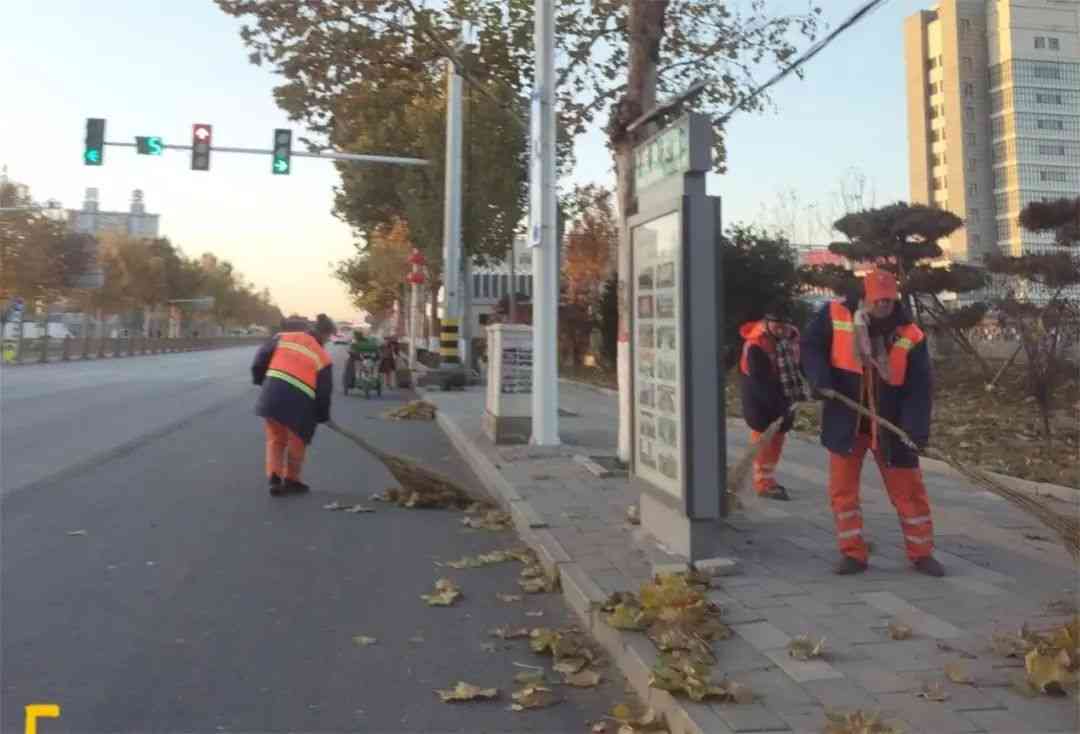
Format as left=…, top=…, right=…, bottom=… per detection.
left=426, top=389, right=733, bottom=734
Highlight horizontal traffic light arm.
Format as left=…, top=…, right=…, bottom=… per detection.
left=102, top=140, right=429, bottom=166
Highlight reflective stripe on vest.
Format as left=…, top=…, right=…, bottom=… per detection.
left=829, top=302, right=924, bottom=386
left=887, top=324, right=924, bottom=386
left=266, top=332, right=329, bottom=399
left=829, top=302, right=862, bottom=374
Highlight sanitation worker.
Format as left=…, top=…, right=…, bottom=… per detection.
left=251, top=314, right=335, bottom=495
left=801, top=270, right=945, bottom=577
left=738, top=303, right=805, bottom=501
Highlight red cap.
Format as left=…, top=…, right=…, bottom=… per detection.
left=864, top=269, right=899, bottom=302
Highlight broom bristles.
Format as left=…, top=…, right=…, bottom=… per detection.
left=728, top=412, right=789, bottom=497
left=327, top=420, right=476, bottom=506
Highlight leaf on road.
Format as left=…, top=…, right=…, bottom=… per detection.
left=1025, top=647, right=1074, bottom=696
left=564, top=669, right=601, bottom=687
left=352, top=635, right=377, bottom=646
left=462, top=510, right=513, bottom=530
left=609, top=704, right=667, bottom=732
left=436, top=681, right=498, bottom=703
left=345, top=504, right=375, bottom=513
left=510, top=685, right=558, bottom=711
left=323, top=502, right=345, bottom=511
left=915, top=681, right=950, bottom=702
left=991, top=632, right=1030, bottom=658
left=372, top=488, right=400, bottom=503
left=520, top=564, right=545, bottom=579
left=887, top=621, right=913, bottom=640
left=553, top=657, right=589, bottom=675
left=787, top=636, right=827, bottom=661
left=491, top=626, right=531, bottom=640
left=822, top=709, right=899, bottom=734
left=514, top=670, right=545, bottom=685
left=421, top=578, right=462, bottom=606
left=944, top=662, right=973, bottom=685
left=526, top=610, right=545, bottom=617
left=66, top=529, right=88, bottom=536
left=529, top=627, right=559, bottom=654
left=497, top=593, right=524, bottom=603
left=626, top=504, right=641, bottom=525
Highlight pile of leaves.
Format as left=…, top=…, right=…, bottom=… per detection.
left=437, top=547, right=532, bottom=569
left=724, top=357, right=1079, bottom=487
left=461, top=507, right=514, bottom=530
left=382, top=400, right=437, bottom=421
left=372, top=484, right=476, bottom=510
left=823, top=709, right=900, bottom=734
left=421, top=578, right=463, bottom=606
left=602, top=573, right=740, bottom=702
left=991, top=617, right=1080, bottom=696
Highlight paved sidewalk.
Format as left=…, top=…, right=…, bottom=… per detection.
left=421, top=381, right=1080, bottom=734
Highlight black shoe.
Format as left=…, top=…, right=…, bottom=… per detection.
left=913, top=555, right=945, bottom=578
left=760, top=485, right=791, bottom=501
left=833, top=556, right=868, bottom=575
left=283, top=479, right=310, bottom=494
left=268, top=474, right=285, bottom=496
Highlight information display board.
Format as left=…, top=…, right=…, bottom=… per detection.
left=631, top=211, right=683, bottom=499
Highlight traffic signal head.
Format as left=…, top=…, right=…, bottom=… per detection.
left=84, top=118, right=105, bottom=166
left=272, top=128, right=292, bottom=175
left=136, top=136, right=164, bottom=155
left=191, top=124, right=212, bottom=171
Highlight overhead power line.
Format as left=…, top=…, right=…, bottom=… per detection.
left=714, top=0, right=894, bottom=126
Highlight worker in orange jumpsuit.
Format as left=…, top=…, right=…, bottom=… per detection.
left=251, top=314, right=335, bottom=495
left=801, top=270, right=945, bottom=577
left=738, top=305, right=805, bottom=500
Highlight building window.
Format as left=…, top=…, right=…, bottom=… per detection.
left=969, top=209, right=980, bottom=222
left=1035, top=92, right=1063, bottom=105
left=1034, top=36, right=1046, bottom=49
left=478, top=314, right=490, bottom=326
left=1040, top=170, right=1068, bottom=183
left=933, top=176, right=946, bottom=191
left=1037, top=118, right=1065, bottom=131
left=959, top=18, right=972, bottom=35
left=932, top=152, right=947, bottom=166
left=968, top=157, right=977, bottom=171
left=500, top=275, right=509, bottom=297
left=473, top=274, right=481, bottom=298
left=963, top=82, right=975, bottom=98
left=968, top=183, right=978, bottom=195
left=1048, top=37, right=1060, bottom=51
left=962, top=57, right=973, bottom=73
left=1039, top=144, right=1066, bottom=157
left=1033, top=64, right=1061, bottom=80
left=964, top=106, right=975, bottom=123
left=966, top=132, right=976, bottom=147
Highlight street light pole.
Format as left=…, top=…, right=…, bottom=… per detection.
left=531, top=0, right=560, bottom=446
left=440, top=36, right=465, bottom=370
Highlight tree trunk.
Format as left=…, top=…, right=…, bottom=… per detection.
left=612, top=0, right=668, bottom=463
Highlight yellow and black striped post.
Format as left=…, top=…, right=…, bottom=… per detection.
left=439, top=317, right=461, bottom=366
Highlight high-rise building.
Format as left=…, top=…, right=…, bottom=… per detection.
left=905, top=0, right=1079, bottom=263
left=67, top=188, right=160, bottom=240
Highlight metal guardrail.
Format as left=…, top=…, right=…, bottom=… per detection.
left=0, top=335, right=265, bottom=366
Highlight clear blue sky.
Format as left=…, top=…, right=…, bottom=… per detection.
left=1, top=0, right=925, bottom=319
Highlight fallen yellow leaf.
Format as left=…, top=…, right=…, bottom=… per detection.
left=435, top=681, right=498, bottom=702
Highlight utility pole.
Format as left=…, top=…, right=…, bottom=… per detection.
left=440, top=31, right=466, bottom=370
left=531, top=0, right=559, bottom=446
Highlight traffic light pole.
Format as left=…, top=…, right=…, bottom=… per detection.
left=102, top=141, right=429, bottom=167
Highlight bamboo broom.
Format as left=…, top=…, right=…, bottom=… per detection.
left=326, top=420, right=478, bottom=509
left=816, top=387, right=1080, bottom=559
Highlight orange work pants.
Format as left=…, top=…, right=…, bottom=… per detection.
left=750, top=430, right=787, bottom=494
left=265, top=418, right=306, bottom=481
left=828, top=434, right=934, bottom=563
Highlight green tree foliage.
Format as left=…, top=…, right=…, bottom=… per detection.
left=801, top=201, right=992, bottom=376
left=720, top=224, right=802, bottom=369
left=986, top=196, right=1080, bottom=442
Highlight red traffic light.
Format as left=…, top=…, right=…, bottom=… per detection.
left=191, top=124, right=212, bottom=171
left=407, top=248, right=427, bottom=266
left=406, top=271, right=426, bottom=285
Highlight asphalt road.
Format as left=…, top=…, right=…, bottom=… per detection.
left=1, top=346, right=630, bottom=733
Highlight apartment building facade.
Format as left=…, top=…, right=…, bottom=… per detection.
left=905, top=0, right=1079, bottom=263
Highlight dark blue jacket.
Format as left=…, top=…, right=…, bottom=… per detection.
left=739, top=328, right=795, bottom=433
left=251, top=334, right=333, bottom=444
left=800, top=297, right=932, bottom=468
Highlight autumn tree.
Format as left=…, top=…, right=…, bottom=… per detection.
left=800, top=202, right=993, bottom=376
left=986, top=196, right=1080, bottom=443
left=334, top=218, right=414, bottom=325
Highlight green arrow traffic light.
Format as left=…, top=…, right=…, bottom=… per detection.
left=272, top=128, right=292, bottom=175
left=84, top=118, right=105, bottom=166
left=84, top=149, right=101, bottom=164
left=273, top=158, right=289, bottom=173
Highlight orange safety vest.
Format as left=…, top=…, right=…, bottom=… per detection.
left=739, top=321, right=775, bottom=376
left=829, top=301, right=924, bottom=386
left=266, top=332, right=331, bottom=399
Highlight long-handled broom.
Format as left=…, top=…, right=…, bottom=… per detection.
left=816, top=387, right=1080, bottom=559
left=326, top=420, right=478, bottom=509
